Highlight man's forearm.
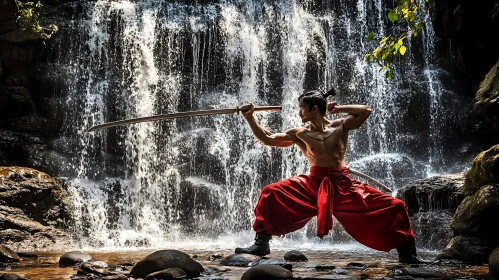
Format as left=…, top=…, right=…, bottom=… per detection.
left=332, top=105, right=372, bottom=117
left=245, top=116, right=272, bottom=143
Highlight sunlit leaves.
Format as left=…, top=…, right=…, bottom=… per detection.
left=14, top=0, right=44, bottom=32
left=365, top=0, right=429, bottom=80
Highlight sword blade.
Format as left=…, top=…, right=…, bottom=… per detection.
left=348, top=167, right=393, bottom=193
left=86, top=106, right=281, bottom=132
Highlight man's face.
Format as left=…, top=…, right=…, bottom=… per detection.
left=298, top=99, right=313, bottom=122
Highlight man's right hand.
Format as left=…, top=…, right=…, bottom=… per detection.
left=327, top=102, right=339, bottom=114
left=240, top=103, right=255, bottom=119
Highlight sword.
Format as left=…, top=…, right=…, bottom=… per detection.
left=347, top=166, right=393, bottom=193
left=85, top=105, right=282, bottom=132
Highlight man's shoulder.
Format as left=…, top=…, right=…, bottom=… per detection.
left=285, top=126, right=307, bottom=136
left=329, top=118, right=345, bottom=128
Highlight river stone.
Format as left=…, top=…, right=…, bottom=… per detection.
left=129, top=250, right=203, bottom=278
left=241, top=264, right=293, bottom=280
left=144, top=267, right=187, bottom=280
left=59, top=251, right=93, bottom=267
left=0, top=245, right=20, bottom=262
left=220, top=253, right=260, bottom=267
left=401, top=267, right=446, bottom=278
left=250, top=258, right=292, bottom=271
left=489, top=247, right=499, bottom=278
left=0, top=274, right=23, bottom=280
left=284, top=250, right=308, bottom=262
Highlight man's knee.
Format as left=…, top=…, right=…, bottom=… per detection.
left=262, top=183, right=281, bottom=194
left=393, top=198, right=409, bottom=212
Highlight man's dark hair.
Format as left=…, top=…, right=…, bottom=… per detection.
left=298, top=88, right=336, bottom=115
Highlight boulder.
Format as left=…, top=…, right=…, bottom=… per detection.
left=0, top=166, right=71, bottom=249
left=474, top=60, right=499, bottom=130
left=397, top=173, right=465, bottom=249
left=220, top=253, right=260, bottom=267
left=397, top=173, right=465, bottom=215
left=464, top=145, right=499, bottom=195
left=129, top=250, right=203, bottom=278
left=437, top=236, right=493, bottom=264
left=58, top=251, right=93, bottom=267
left=283, top=250, right=308, bottom=262
left=451, top=185, right=499, bottom=246
left=241, top=264, right=293, bottom=280
left=489, top=247, right=499, bottom=278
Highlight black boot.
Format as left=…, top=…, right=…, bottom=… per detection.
left=397, top=238, right=423, bottom=264
left=235, top=232, right=271, bottom=256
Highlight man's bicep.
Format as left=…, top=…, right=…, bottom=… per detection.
left=343, top=114, right=368, bottom=130
left=266, top=129, right=298, bottom=147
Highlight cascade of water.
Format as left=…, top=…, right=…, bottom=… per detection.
left=46, top=0, right=470, bottom=250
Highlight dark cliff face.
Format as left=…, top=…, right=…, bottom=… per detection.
left=428, top=0, right=499, bottom=88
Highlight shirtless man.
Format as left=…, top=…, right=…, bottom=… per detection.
left=235, top=89, right=420, bottom=264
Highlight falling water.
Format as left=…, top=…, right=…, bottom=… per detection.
left=44, top=0, right=472, bottom=250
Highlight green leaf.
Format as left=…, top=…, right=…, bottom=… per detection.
left=388, top=10, right=397, bottom=22
left=367, top=32, right=374, bottom=41
left=399, top=45, right=407, bottom=55
left=385, top=69, right=393, bottom=80
left=416, top=22, right=425, bottom=29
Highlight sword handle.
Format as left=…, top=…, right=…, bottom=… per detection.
left=236, top=106, right=282, bottom=114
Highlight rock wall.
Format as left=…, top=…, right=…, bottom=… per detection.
left=0, top=2, right=64, bottom=174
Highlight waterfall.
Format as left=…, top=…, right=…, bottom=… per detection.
left=46, top=0, right=471, bottom=250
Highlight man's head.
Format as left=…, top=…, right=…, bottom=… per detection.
left=298, top=89, right=336, bottom=120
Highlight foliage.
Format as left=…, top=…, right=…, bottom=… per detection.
left=3, top=0, right=59, bottom=38
left=364, top=0, right=428, bottom=80
left=12, top=0, right=44, bottom=32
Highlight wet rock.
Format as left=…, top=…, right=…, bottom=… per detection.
left=0, top=245, right=19, bottom=262
left=400, top=267, right=446, bottom=278
left=59, top=251, right=93, bottom=267
left=129, top=249, right=203, bottom=278
left=284, top=250, right=308, bottom=262
left=398, top=173, right=465, bottom=215
left=0, top=274, right=24, bottom=280
left=464, top=144, right=499, bottom=195
left=0, top=167, right=71, bottom=249
left=241, top=264, right=293, bottom=280
left=330, top=268, right=349, bottom=275
left=220, top=253, right=260, bottom=267
left=345, top=263, right=367, bottom=269
left=474, top=60, right=499, bottom=131
left=488, top=246, right=499, bottom=278
left=451, top=185, right=499, bottom=247
left=250, top=258, right=292, bottom=271
left=314, top=264, right=336, bottom=270
left=437, top=236, right=493, bottom=264
left=80, top=261, right=109, bottom=275
left=102, top=275, right=127, bottom=280
left=302, top=276, right=356, bottom=280
left=207, top=253, right=224, bottom=260
left=144, top=267, right=187, bottom=280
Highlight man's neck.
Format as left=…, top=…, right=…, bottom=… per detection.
left=309, top=116, right=329, bottom=132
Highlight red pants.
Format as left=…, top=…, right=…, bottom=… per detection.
left=252, top=166, right=415, bottom=252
